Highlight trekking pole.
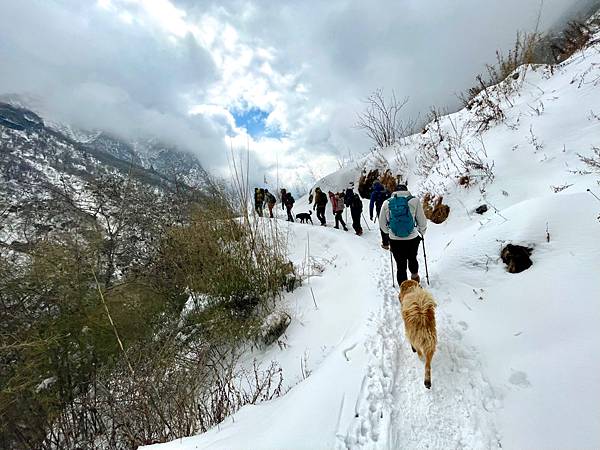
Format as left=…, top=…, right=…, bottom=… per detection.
left=390, top=250, right=395, bottom=288
left=421, top=234, right=430, bottom=285
left=361, top=212, right=371, bottom=230
left=588, top=188, right=600, bottom=202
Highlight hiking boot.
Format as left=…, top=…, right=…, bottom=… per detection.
left=334, top=226, right=339, bottom=229
left=410, top=273, right=421, bottom=283
left=381, top=244, right=389, bottom=250
left=343, top=227, right=348, bottom=231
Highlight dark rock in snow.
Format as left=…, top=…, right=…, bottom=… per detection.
left=260, top=311, right=291, bottom=346
left=0, top=103, right=43, bottom=131
left=501, top=244, right=533, bottom=273
left=475, top=204, right=488, bottom=214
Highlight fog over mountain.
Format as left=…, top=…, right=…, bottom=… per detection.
left=1, top=0, right=597, bottom=188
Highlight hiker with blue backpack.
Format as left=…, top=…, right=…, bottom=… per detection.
left=379, top=182, right=427, bottom=285
left=369, top=181, right=390, bottom=221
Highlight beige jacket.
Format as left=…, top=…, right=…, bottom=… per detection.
left=379, top=190, right=427, bottom=240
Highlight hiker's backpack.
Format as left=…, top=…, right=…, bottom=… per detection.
left=351, top=194, right=362, bottom=211
left=286, top=193, right=295, bottom=206
left=315, top=191, right=327, bottom=206
left=344, top=188, right=353, bottom=206
left=388, top=195, right=415, bottom=237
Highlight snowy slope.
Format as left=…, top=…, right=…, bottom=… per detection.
left=143, top=29, right=600, bottom=450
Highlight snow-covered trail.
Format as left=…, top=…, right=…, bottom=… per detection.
left=144, top=213, right=500, bottom=450
left=341, top=229, right=500, bottom=449
left=145, top=31, right=600, bottom=448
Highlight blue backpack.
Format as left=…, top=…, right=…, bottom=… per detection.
left=388, top=195, right=415, bottom=237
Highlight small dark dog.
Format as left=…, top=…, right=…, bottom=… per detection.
left=296, top=211, right=313, bottom=224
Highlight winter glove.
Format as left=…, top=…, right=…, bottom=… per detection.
left=381, top=232, right=390, bottom=247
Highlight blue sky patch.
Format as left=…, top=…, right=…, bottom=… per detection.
left=230, top=105, right=283, bottom=139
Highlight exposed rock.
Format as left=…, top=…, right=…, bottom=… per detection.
left=475, top=204, right=488, bottom=214
left=259, top=311, right=291, bottom=346
left=284, top=271, right=301, bottom=292
left=501, top=244, right=533, bottom=273
left=0, top=103, right=43, bottom=131
left=458, top=175, right=471, bottom=187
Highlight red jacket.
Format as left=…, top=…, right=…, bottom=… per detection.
left=329, top=192, right=343, bottom=213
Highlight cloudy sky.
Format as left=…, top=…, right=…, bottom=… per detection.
left=0, top=0, right=591, bottom=191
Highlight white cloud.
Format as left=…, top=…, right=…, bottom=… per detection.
left=1, top=0, right=595, bottom=193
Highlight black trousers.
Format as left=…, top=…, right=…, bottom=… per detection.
left=334, top=211, right=346, bottom=229
left=351, top=210, right=362, bottom=233
left=389, top=236, right=421, bottom=285
left=316, top=206, right=326, bottom=225
left=285, top=205, right=294, bottom=221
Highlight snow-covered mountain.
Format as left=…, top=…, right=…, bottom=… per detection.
left=143, top=15, right=600, bottom=450
left=0, top=100, right=210, bottom=247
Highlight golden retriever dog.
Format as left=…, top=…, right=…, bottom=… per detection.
left=399, top=280, right=437, bottom=389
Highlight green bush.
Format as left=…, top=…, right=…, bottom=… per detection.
left=1, top=182, right=294, bottom=448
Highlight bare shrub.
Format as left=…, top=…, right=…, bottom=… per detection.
left=355, top=89, right=409, bottom=148
left=466, top=79, right=506, bottom=133
left=460, top=31, right=539, bottom=107
left=415, top=139, right=440, bottom=179
left=416, top=110, right=495, bottom=188
left=422, top=194, right=450, bottom=224
left=380, top=169, right=399, bottom=193
left=578, top=146, right=600, bottom=173
left=415, top=109, right=443, bottom=178
left=527, top=125, right=545, bottom=153
left=1, top=168, right=294, bottom=449
left=546, top=20, right=593, bottom=62
left=393, top=146, right=410, bottom=178
left=39, top=338, right=284, bottom=449
left=358, top=169, right=380, bottom=199
left=550, top=183, right=573, bottom=193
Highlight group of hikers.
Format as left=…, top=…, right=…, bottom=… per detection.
left=314, top=180, right=427, bottom=283
left=253, top=178, right=428, bottom=285
left=311, top=183, right=362, bottom=234
left=254, top=187, right=295, bottom=221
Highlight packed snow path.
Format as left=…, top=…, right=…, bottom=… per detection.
left=342, top=247, right=500, bottom=449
